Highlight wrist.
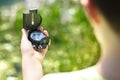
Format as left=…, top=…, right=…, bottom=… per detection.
left=22, top=57, right=43, bottom=80
left=21, top=51, right=34, bottom=57
left=22, top=54, right=43, bottom=66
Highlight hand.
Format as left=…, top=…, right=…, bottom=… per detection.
left=20, top=27, right=50, bottom=62
left=21, top=27, right=50, bottom=80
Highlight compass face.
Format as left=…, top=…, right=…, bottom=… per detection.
left=30, top=31, right=45, bottom=41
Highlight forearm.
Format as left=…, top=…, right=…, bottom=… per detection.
left=22, top=56, right=43, bottom=80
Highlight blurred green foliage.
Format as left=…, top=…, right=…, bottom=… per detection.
left=0, top=0, right=100, bottom=79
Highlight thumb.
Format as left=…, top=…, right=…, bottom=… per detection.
left=21, top=28, right=29, bottom=40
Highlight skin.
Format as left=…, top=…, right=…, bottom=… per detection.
left=21, top=27, right=49, bottom=80
left=21, top=0, right=120, bottom=80
left=81, top=0, right=120, bottom=79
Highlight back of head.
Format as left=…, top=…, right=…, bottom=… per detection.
left=92, top=0, right=120, bottom=33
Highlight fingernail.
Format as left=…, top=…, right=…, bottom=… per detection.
left=44, top=30, right=47, bottom=32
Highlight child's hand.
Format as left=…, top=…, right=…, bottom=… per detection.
left=20, top=27, right=50, bottom=80
left=21, top=27, right=50, bottom=62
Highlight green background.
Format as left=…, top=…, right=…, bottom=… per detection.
left=0, top=0, right=100, bottom=79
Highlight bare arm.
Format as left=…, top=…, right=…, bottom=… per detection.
left=21, top=28, right=49, bottom=80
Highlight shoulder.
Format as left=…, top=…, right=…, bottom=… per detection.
left=41, top=66, right=103, bottom=80
left=41, top=71, right=80, bottom=80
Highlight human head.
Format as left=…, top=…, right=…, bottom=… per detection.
left=81, top=0, right=120, bottom=33
left=81, top=0, right=120, bottom=49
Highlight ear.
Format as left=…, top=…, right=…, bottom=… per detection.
left=80, top=0, right=100, bottom=24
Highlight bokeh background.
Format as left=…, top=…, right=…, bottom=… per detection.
left=0, top=0, right=100, bottom=80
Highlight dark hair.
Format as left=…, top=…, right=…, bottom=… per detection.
left=93, top=0, right=120, bottom=33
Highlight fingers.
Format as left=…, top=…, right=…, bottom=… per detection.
left=21, top=27, right=50, bottom=62
left=38, top=27, right=49, bottom=36
left=39, top=27, right=44, bottom=31
left=39, top=26, right=51, bottom=48
left=43, top=30, right=49, bottom=37
left=36, top=45, right=49, bottom=58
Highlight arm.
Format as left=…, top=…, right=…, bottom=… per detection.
left=20, top=28, right=49, bottom=80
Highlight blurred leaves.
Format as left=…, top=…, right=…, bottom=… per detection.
left=0, top=0, right=100, bottom=79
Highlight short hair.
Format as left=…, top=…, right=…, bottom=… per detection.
left=92, top=0, right=120, bottom=33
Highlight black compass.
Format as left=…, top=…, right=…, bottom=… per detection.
left=23, top=9, right=50, bottom=49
